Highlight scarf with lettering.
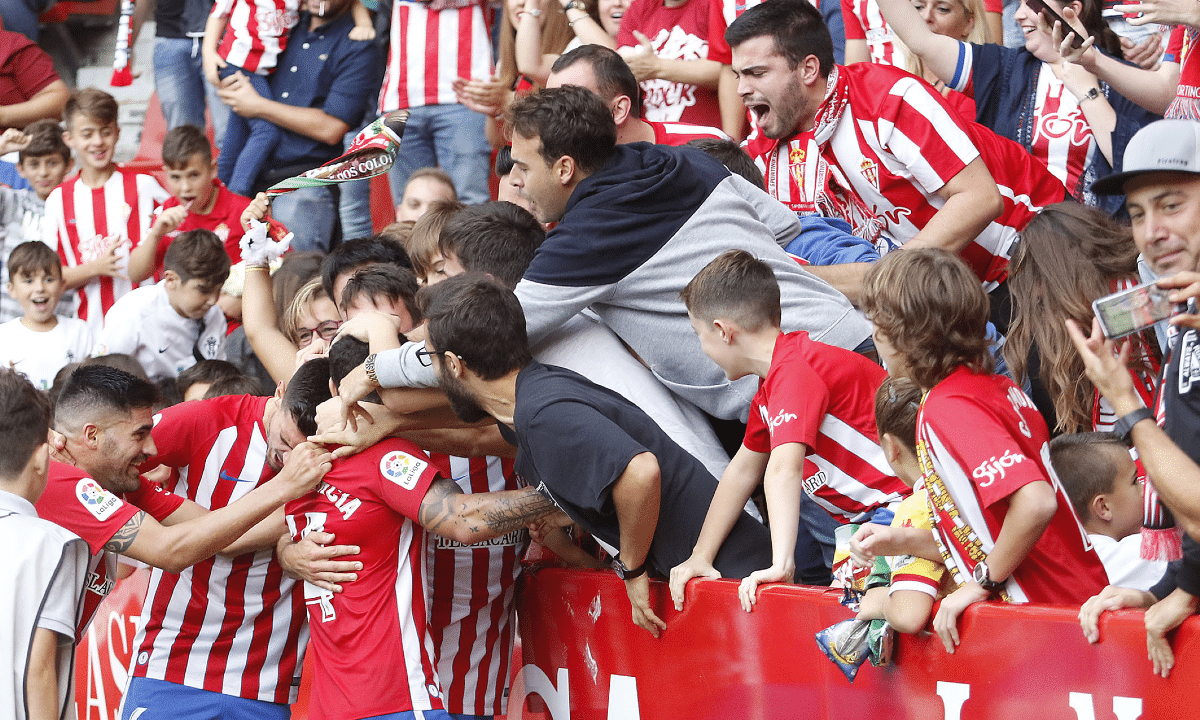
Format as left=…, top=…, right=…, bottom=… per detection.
left=771, top=67, right=885, bottom=244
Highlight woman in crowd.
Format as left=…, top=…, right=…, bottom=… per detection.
left=904, top=0, right=993, bottom=121
left=1003, top=202, right=1160, bottom=434
left=242, top=257, right=342, bottom=385
left=876, top=0, right=1159, bottom=213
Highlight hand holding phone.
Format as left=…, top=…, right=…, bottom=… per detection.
left=1027, top=0, right=1087, bottom=49
left=1093, top=281, right=1182, bottom=339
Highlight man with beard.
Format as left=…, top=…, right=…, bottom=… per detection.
left=417, top=273, right=776, bottom=638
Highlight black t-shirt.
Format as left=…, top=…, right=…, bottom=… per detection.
left=1154, top=327, right=1200, bottom=598
left=155, top=0, right=213, bottom=39
left=502, top=362, right=771, bottom=577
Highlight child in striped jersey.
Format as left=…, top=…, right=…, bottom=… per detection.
left=202, top=0, right=376, bottom=196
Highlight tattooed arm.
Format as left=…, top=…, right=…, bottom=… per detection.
left=417, top=478, right=558, bottom=546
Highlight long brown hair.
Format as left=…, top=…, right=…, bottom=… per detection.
left=1004, top=202, right=1148, bottom=433
left=497, top=3, right=574, bottom=91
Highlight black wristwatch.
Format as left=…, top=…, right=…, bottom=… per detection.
left=613, top=556, right=648, bottom=580
left=972, top=561, right=1004, bottom=592
left=1113, top=407, right=1154, bottom=442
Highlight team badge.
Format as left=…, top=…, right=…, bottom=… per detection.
left=860, top=158, right=879, bottom=191
left=75, top=478, right=123, bottom=521
left=789, top=145, right=806, bottom=164
left=379, top=450, right=427, bottom=490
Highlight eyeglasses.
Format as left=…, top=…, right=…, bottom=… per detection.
left=415, top=346, right=438, bottom=367
left=296, top=320, right=342, bottom=347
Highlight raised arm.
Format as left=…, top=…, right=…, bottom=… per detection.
left=875, top=0, right=968, bottom=83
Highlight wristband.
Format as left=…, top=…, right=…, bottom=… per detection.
left=1113, top=406, right=1154, bottom=442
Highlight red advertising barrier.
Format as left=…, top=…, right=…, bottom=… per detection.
left=74, top=566, right=1198, bottom=720
left=511, top=567, right=1198, bottom=720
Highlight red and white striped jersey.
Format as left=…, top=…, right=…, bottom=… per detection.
left=285, top=440, right=442, bottom=720
left=917, top=368, right=1109, bottom=605
left=131, top=395, right=308, bottom=705
left=742, top=331, right=908, bottom=522
left=841, top=0, right=909, bottom=67
left=744, top=64, right=1065, bottom=287
left=43, top=170, right=168, bottom=333
left=648, top=120, right=731, bottom=145
left=378, top=1, right=493, bottom=112
left=426, top=453, right=526, bottom=717
left=211, top=0, right=299, bottom=75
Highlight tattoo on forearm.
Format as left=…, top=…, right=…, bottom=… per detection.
left=479, top=491, right=557, bottom=534
left=105, top=511, right=146, bottom=554
left=418, top=480, right=556, bottom=539
left=418, top=479, right=462, bottom=532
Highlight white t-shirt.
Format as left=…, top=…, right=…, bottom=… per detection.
left=1090, top=533, right=1168, bottom=593
left=0, top=316, right=94, bottom=390
left=95, top=281, right=226, bottom=382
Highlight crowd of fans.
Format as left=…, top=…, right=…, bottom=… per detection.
left=5, top=0, right=1200, bottom=715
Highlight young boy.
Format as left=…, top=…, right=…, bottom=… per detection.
left=0, top=242, right=94, bottom=390
left=129, top=124, right=260, bottom=283
left=95, top=229, right=230, bottom=382
left=1051, top=433, right=1167, bottom=592
left=0, top=121, right=73, bottom=323
left=43, top=88, right=170, bottom=333
left=395, top=167, right=457, bottom=223
left=0, top=367, right=89, bottom=720
left=670, top=249, right=909, bottom=611
left=860, top=248, right=1108, bottom=654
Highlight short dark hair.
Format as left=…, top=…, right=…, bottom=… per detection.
left=203, top=374, right=264, bottom=399
left=82, top=354, right=150, bottom=381
left=8, top=241, right=62, bottom=281
left=19, top=119, right=70, bottom=163
left=551, top=44, right=642, bottom=118
left=1050, top=432, right=1128, bottom=520
left=874, top=376, right=921, bottom=452
left=507, top=86, right=617, bottom=174
left=681, top=249, right=781, bottom=331
left=319, top=236, right=411, bottom=303
left=726, top=0, right=835, bottom=76
left=686, top=139, right=766, bottom=191
left=328, top=335, right=382, bottom=404
left=164, top=229, right=231, bottom=287
left=860, top=249, right=993, bottom=389
left=65, top=88, right=119, bottom=130
left=0, top=368, right=51, bottom=478
left=439, top=202, right=545, bottom=289
left=54, top=365, right=159, bottom=432
left=418, top=273, right=533, bottom=381
left=495, top=145, right=515, bottom=177
left=161, top=124, right=213, bottom=168
left=283, top=357, right=332, bottom=436
left=340, top=264, right=421, bottom=323
left=176, top=359, right=242, bottom=399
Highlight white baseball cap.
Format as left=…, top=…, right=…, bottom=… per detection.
left=1091, top=119, right=1200, bottom=196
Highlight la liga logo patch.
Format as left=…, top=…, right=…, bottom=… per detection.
left=75, top=478, right=123, bottom=521
left=379, top=451, right=426, bottom=490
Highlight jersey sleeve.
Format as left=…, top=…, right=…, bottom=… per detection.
left=372, top=444, right=440, bottom=520
left=125, top=475, right=186, bottom=522
left=1165, top=24, right=1184, bottom=64
left=95, top=297, right=140, bottom=356
left=147, top=398, right=225, bottom=469
left=924, top=392, right=1049, bottom=508
left=36, top=535, right=87, bottom=639
left=874, top=73, right=979, bottom=195
left=743, top=386, right=771, bottom=453
left=841, top=0, right=866, bottom=40
left=525, top=401, right=648, bottom=510
left=37, top=473, right=141, bottom=554
left=887, top=489, right=943, bottom=597
left=761, top=351, right=829, bottom=450
left=4, top=42, right=59, bottom=100
left=707, top=0, right=732, bottom=65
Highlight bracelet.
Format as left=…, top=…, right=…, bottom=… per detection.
left=245, top=263, right=270, bottom=272
left=364, top=353, right=378, bottom=385
left=1113, top=406, right=1154, bottom=442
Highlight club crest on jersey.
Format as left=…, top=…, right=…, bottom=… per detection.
left=380, top=450, right=426, bottom=490
left=860, top=158, right=879, bottom=191
left=75, top=478, right=122, bottom=521
left=789, top=145, right=806, bottom=165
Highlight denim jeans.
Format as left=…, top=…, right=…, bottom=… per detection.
left=153, top=37, right=230, bottom=148
left=271, top=185, right=337, bottom=253
left=217, top=66, right=281, bottom=196
left=386, top=104, right=492, bottom=207
left=338, top=118, right=378, bottom=240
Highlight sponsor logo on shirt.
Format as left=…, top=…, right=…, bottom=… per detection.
left=759, top=405, right=798, bottom=434
left=380, top=450, right=426, bottom=490
left=802, top=470, right=827, bottom=495
left=75, top=478, right=123, bottom=521
left=1005, top=386, right=1036, bottom=438
left=1178, top=330, right=1200, bottom=395
left=435, top=528, right=526, bottom=550
left=971, top=449, right=1026, bottom=487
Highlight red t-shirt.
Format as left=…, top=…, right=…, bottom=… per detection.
left=157, top=179, right=253, bottom=271
left=0, top=30, right=59, bottom=128
left=743, top=331, right=908, bottom=522
left=285, top=439, right=442, bottom=720
left=35, top=461, right=184, bottom=638
left=918, top=368, right=1109, bottom=605
left=617, top=0, right=722, bottom=127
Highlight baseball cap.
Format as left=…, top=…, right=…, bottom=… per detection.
left=1091, top=119, right=1200, bottom=196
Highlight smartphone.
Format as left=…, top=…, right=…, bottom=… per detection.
left=1093, top=281, right=1181, bottom=339
left=1025, top=0, right=1086, bottom=48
